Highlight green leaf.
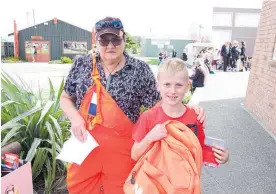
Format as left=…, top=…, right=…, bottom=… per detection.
left=1, top=104, right=42, bottom=131
left=49, top=115, right=63, bottom=144
left=16, top=73, right=33, bottom=92
left=43, top=139, right=62, bottom=154
left=2, top=70, right=22, bottom=90
left=25, top=138, right=42, bottom=162
left=1, top=77, right=20, bottom=102
left=1, top=100, right=20, bottom=108
left=36, top=100, right=54, bottom=127
left=1, top=125, right=23, bottom=147
left=44, top=158, right=54, bottom=194
left=32, top=148, right=47, bottom=179
left=48, top=78, right=55, bottom=101
left=53, top=78, right=64, bottom=112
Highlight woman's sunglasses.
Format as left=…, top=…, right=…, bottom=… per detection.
left=95, top=20, right=123, bottom=31
left=98, top=38, right=123, bottom=47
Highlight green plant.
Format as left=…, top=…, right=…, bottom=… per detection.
left=60, top=56, right=73, bottom=64
left=1, top=71, right=70, bottom=193
left=2, top=56, right=20, bottom=63
left=146, top=58, right=159, bottom=65
left=183, top=91, right=192, bottom=104
left=140, top=105, right=148, bottom=113
left=48, top=60, right=63, bottom=64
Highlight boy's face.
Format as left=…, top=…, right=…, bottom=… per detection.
left=157, top=71, right=188, bottom=107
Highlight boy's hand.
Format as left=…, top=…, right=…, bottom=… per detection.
left=212, top=146, right=229, bottom=164
left=146, top=124, right=167, bottom=142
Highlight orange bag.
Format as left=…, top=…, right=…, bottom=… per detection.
left=124, top=120, right=203, bottom=194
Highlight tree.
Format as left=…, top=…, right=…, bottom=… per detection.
left=125, top=32, right=139, bottom=54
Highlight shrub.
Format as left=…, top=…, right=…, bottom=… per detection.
left=60, top=56, right=73, bottom=64
left=1, top=71, right=70, bottom=193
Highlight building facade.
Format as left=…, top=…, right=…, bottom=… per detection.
left=212, top=7, right=261, bottom=57
left=245, top=0, right=276, bottom=136
left=9, top=18, right=92, bottom=62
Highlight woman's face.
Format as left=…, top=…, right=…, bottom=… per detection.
left=98, top=32, right=125, bottom=62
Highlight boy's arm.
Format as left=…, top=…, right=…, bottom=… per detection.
left=195, top=121, right=213, bottom=163
left=132, top=112, right=151, bottom=161
left=131, top=136, right=153, bottom=161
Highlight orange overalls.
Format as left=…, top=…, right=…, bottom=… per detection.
left=67, top=56, right=136, bottom=194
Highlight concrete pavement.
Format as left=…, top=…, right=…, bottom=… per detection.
left=188, top=71, right=276, bottom=193
left=201, top=98, right=276, bottom=194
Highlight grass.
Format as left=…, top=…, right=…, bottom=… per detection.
left=146, top=58, right=159, bottom=65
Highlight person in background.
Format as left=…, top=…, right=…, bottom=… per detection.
left=230, top=40, right=240, bottom=71
left=182, top=50, right=188, bottom=61
left=240, top=41, right=247, bottom=72
left=31, top=46, right=37, bottom=62
left=172, top=49, right=177, bottom=57
left=158, top=51, right=163, bottom=65
left=211, top=49, right=220, bottom=70
left=221, top=42, right=231, bottom=72
left=189, top=59, right=206, bottom=93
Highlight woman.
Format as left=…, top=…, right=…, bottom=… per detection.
left=31, top=46, right=36, bottom=62
left=239, top=41, right=247, bottom=72
left=60, top=17, right=206, bottom=194
left=221, top=41, right=231, bottom=72
left=189, top=59, right=206, bottom=93
left=230, top=40, right=240, bottom=71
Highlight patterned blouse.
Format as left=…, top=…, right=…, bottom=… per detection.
left=64, top=52, right=161, bottom=123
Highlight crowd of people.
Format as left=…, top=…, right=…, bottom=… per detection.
left=218, top=40, right=251, bottom=72
left=158, top=49, right=177, bottom=65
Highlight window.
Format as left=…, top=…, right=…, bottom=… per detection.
left=63, top=41, right=88, bottom=54
left=213, top=12, right=233, bottom=27
left=235, top=13, right=260, bottom=27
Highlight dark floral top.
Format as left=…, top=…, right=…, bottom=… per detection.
left=64, top=52, right=161, bottom=123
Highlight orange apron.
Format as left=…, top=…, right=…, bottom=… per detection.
left=67, top=57, right=136, bottom=194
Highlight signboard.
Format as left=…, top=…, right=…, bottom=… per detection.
left=63, top=41, right=88, bottom=54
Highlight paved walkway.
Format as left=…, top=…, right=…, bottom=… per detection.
left=189, top=71, right=276, bottom=193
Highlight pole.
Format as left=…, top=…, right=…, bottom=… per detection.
left=33, top=9, right=36, bottom=25
left=26, top=12, right=29, bottom=27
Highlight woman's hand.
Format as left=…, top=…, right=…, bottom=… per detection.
left=191, top=105, right=206, bottom=128
left=71, top=115, right=88, bottom=143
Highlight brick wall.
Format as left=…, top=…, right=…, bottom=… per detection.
left=245, top=0, right=276, bottom=135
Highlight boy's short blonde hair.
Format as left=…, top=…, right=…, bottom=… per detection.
left=157, top=58, right=189, bottom=81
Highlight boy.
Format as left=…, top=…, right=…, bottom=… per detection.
left=131, top=58, right=229, bottom=165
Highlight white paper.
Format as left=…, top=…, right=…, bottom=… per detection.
left=91, top=93, right=97, bottom=104
left=57, top=131, right=99, bottom=165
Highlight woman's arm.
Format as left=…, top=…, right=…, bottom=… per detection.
left=60, top=91, right=80, bottom=121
